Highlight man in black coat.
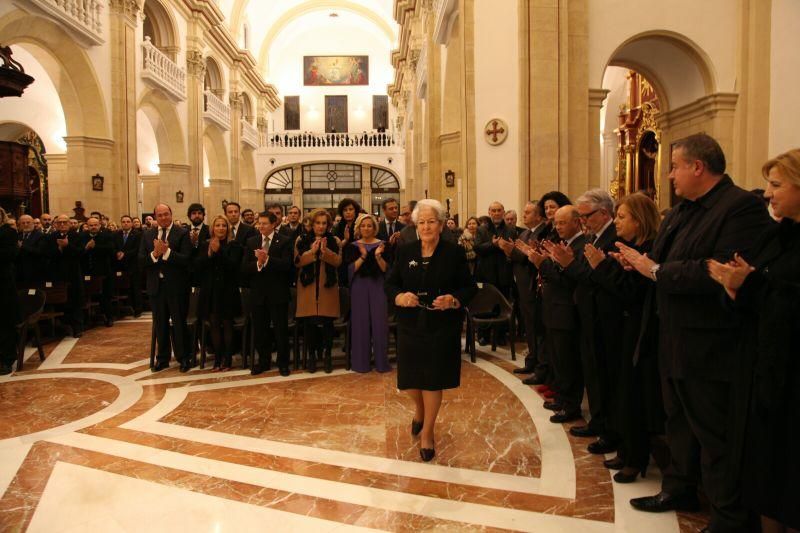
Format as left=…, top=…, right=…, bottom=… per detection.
left=473, top=201, right=515, bottom=344
left=226, top=202, right=257, bottom=288
left=114, top=215, right=143, bottom=317
left=77, top=217, right=116, bottom=326
left=139, top=203, right=193, bottom=372
left=377, top=198, right=405, bottom=266
left=510, top=201, right=548, bottom=380
left=619, top=134, right=773, bottom=532
left=46, top=215, right=85, bottom=337
left=534, top=205, right=587, bottom=424
left=552, top=189, right=623, bottom=452
left=186, top=203, right=210, bottom=287
left=242, top=211, right=294, bottom=376
left=16, top=214, right=49, bottom=285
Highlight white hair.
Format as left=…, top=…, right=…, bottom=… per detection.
left=576, top=188, right=615, bottom=214
left=411, top=199, right=446, bottom=224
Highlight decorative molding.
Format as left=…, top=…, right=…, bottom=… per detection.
left=15, top=0, right=105, bottom=46
left=588, top=88, right=610, bottom=109
left=109, top=0, right=140, bottom=26
left=186, top=50, right=206, bottom=78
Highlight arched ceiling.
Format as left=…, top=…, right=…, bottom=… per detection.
left=219, top=0, right=397, bottom=76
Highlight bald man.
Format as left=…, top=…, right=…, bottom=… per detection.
left=536, top=205, right=587, bottom=423
left=77, top=216, right=116, bottom=326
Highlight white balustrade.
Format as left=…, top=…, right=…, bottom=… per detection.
left=267, top=131, right=396, bottom=150
left=141, top=37, right=186, bottom=101
left=241, top=119, right=260, bottom=148
left=20, top=0, right=104, bottom=45
left=203, top=90, right=231, bottom=131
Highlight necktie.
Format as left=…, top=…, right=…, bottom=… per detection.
left=123, top=231, right=128, bottom=244
left=160, top=227, right=167, bottom=242
left=263, top=236, right=271, bottom=250
left=233, top=226, right=237, bottom=238
left=389, top=222, right=394, bottom=235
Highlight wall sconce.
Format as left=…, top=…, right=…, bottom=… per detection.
left=175, top=190, right=184, bottom=203
left=444, top=169, right=455, bottom=188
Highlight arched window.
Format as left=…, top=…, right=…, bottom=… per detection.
left=263, top=167, right=294, bottom=212
left=370, top=167, right=400, bottom=215
left=302, top=163, right=362, bottom=212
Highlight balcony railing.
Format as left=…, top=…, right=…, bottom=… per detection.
left=241, top=119, right=260, bottom=148
left=141, top=37, right=186, bottom=101
left=268, top=131, right=395, bottom=149
left=203, top=90, right=231, bottom=130
left=19, top=0, right=104, bottom=45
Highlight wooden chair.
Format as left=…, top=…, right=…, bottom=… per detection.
left=37, top=281, right=68, bottom=336
left=464, top=283, right=516, bottom=363
left=16, top=289, right=46, bottom=371
left=112, top=271, right=133, bottom=317
left=82, top=275, right=104, bottom=326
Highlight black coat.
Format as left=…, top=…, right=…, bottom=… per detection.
left=473, top=221, right=515, bottom=288
left=385, top=239, right=477, bottom=390
left=194, top=240, right=243, bottom=318
left=76, top=230, right=115, bottom=277
left=377, top=219, right=405, bottom=241
left=0, top=224, right=20, bottom=326
left=16, top=229, right=48, bottom=283
left=242, top=232, right=293, bottom=303
left=138, top=225, right=192, bottom=297
left=231, top=223, right=257, bottom=246
left=735, top=219, right=800, bottom=528
left=45, top=230, right=83, bottom=283
left=645, top=175, right=773, bottom=380
left=508, top=223, right=548, bottom=297
left=114, top=230, right=142, bottom=272
left=539, top=234, right=588, bottom=330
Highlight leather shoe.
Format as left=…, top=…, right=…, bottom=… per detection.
left=411, top=419, right=423, bottom=437
left=179, top=361, right=190, bottom=373
left=250, top=366, right=263, bottom=376
left=513, top=366, right=536, bottom=374
left=420, top=448, right=435, bottom=462
left=0, top=364, right=12, bottom=376
left=549, top=409, right=582, bottom=423
left=630, top=492, right=700, bottom=513
left=603, top=456, right=625, bottom=470
left=570, top=425, right=600, bottom=438
left=152, top=361, right=169, bottom=372
left=522, top=374, right=546, bottom=385
left=543, top=400, right=563, bottom=411
left=588, top=437, right=618, bottom=455
left=279, top=367, right=290, bottom=377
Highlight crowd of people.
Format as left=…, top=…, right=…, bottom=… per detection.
left=1, top=133, right=797, bottom=533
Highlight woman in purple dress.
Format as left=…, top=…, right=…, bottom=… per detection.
left=345, top=214, right=390, bottom=373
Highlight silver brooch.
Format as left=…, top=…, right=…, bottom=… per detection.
left=408, top=259, right=418, bottom=268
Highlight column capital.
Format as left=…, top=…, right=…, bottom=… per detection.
left=109, top=0, right=141, bottom=26
left=588, top=88, right=610, bottom=109
left=186, top=50, right=206, bottom=78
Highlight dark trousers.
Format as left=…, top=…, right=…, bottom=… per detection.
left=616, top=357, right=652, bottom=469
left=662, top=377, right=747, bottom=531
left=0, top=324, right=17, bottom=367
left=548, top=327, right=583, bottom=411
left=252, top=299, right=290, bottom=370
left=580, top=328, right=620, bottom=437
left=100, top=274, right=114, bottom=319
left=66, top=279, right=85, bottom=334
left=516, top=280, right=537, bottom=366
left=152, top=287, right=189, bottom=364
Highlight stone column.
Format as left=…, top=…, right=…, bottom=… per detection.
left=64, top=136, right=116, bottom=216
left=292, top=164, right=303, bottom=210
left=588, top=88, right=609, bottom=189
left=229, top=90, right=243, bottom=202
left=361, top=163, right=372, bottom=213
left=109, top=0, right=140, bottom=216
left=158, top=163, right=192, bottom=209
left=186, top=48, right=206, bottom=205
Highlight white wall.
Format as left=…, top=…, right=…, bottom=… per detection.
left=136, top=109, right=160, bottom=175
left=473, top=0, right=520, bottom=214
left=0, top=45, right=67, bottom=154
left=267, top=11, right=395, bottom=134
left=768, top=0, right=800, bottom=156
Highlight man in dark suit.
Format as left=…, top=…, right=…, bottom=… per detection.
left=553, top=189, right=622, bottom=452
left=139, top=203, right=193, bottom=372
left=46, top=214, right=85, bottom=337
left=532, top=205, right=587, bottom=423
left=186, top=203, right=210, bottom=287
left=16, top=214, right=49, bottom=285
left=377, top=198, right=405, bottom=265
left=77, top=217, right=116, bottom=326
left=114, top=215, right=143, bottom=317
left=510, top=201, right=548, bottom=379
left=619, top=134, right=773, bottom=532
left=503, top=210, right=526, bottom=239
left=242, top=211, right=294, bottom=376
left=473, top=201, right=515, bottom=344
left=226, top=202, right=257, bottom=246
left=280, top=205, right=303, bottom=241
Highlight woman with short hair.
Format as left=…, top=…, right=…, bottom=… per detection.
left=295, top=208, right=342, bottom=373
left=385, top=199, right=477, bottom=461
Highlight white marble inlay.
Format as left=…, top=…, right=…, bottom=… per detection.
left=36, top=335, right=150, bottom=371
left=28, top=462, right=385, bottom=533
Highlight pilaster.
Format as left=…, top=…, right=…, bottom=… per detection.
left=186, top=47, right=206, bottom=205
left=588, top=88, right=609, bottom=190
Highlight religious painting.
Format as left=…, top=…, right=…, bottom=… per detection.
left=284, top=95, right=300, bottom=130
left=325, top=95, right=348, bottom=133
left=91, top=173, right=104, bottom=191
left=373, top=95, right=388, bottom=130
left=304, top=55, right=368, bottom=86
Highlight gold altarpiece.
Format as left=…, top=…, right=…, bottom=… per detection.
left=611, top=71, right=662, bottom=203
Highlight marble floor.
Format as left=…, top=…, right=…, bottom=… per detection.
left=0, top=316, right=709, bottom=532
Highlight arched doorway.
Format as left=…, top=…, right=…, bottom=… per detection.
left=369, top=167, right=400, bottom=216
left=263, top=167, right=294, bottom=213
left=301, top=162, right=362, bottom=213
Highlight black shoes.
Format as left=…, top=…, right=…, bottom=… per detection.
left=522, top=373, right=546, bottom=385
left=250, top=366, right=263, bottom=376
left=603, top=456, right=625, bottom=470
left=420, top=448, right=435, bottom=462
left=279, top=367, right=290, bottom=377
left=543, top=400, right=563, bottom=411
left=307, top=351, right=317, bottom=373
left=570, top=425, right=600, bottom=438
left=0, top=364, right=12, bottom=376
left=152, top=361, right=169, bottom=372
left=513, top=366, right=536, bottom=375
left=630, top=491, right=700, bottom=513
left=550, top=409, right=582, bottom=423
left=324, top=349, right=333, bottom=373
left=588, top=437, right=618, bottom=455
left=105, top=317, right=114, bottom=327
left=614, top=466, right=647, bottom=484
left=411, top=419, right=423, bottom=437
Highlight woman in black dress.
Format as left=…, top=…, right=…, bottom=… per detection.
left=588, top=193, right=663, bottom=483
left=0, top=208, right=20, bottom=375
left=333, top=198, right=361, bottom=287
left=708, top=148, right=800, bottom=533
left=385, top=199, right=477, bottom=461
left=195, top=215, right=243, bottom=371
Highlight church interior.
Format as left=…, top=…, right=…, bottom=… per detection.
left=1, top=0, right=799, bottom=531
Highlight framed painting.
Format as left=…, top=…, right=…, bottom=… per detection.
left=304, top=55, right=368, bottom=86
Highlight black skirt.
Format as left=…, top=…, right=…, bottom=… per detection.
left=396, top=312, right=463, bottom=391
